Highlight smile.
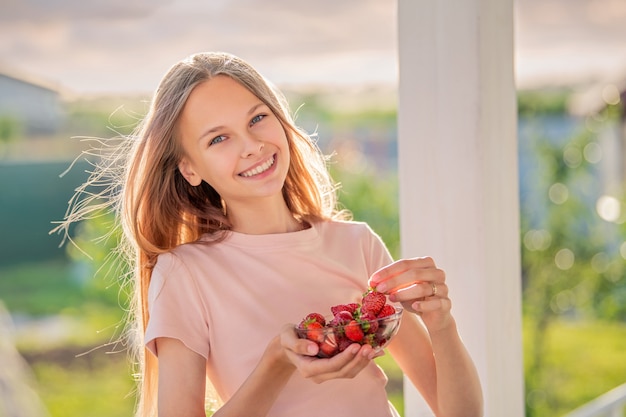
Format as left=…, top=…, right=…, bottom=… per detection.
left=239, top=155, right=276, bottom=177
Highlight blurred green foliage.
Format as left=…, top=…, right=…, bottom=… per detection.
left=333, top=165, right=400, bottom=258
left=517, top=89, right=570, bottom=116
left=0, top=115, right=22, bottom=144
left=31, top=356, right=135, bottom=417
left=519, top=97, right=626, bottom=416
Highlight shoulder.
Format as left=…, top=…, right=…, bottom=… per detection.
left=150, top=241, right=214, bottom=291
left=315, top=219, right=380, bottom=240
left=154, top=240, right=215, bottom=269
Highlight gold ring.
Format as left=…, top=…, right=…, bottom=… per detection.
left=431, top=282, right=438, bottom=296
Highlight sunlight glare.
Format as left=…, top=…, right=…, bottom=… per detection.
left=596, top=195, right=621, bottom=222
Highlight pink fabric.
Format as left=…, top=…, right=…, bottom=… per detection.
left=145, top=220, right=399, bottom=417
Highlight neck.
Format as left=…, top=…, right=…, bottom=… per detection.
left=226, top=198, right=303, bottom=235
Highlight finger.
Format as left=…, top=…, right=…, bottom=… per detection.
left=412, top=297, right=452, bottom=314
left=280, top=324, right=319, bottom=357
left=310, top=344, right=375, bottom=382
left=369, top=257, right=436, bottom=286
left=298, top=344, right=362, bottom=381
left=371, top=263, right=445, bottom=295
left=388, top=281, right=448, bottom=303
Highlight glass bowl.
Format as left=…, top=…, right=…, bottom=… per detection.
left=295, top=306, right=403, bottom=358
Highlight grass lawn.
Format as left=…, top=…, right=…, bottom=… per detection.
left=524, top=318, right=626, bottom=416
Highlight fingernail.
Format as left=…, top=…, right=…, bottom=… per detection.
left=376, top=283, right=387, bottom=292
left=350, top=344, right=360, bottom=354
left=307, top=344, right=318, bottom=355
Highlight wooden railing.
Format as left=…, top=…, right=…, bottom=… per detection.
left=563, top=383, right=626, bottom=417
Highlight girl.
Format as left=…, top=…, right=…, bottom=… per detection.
left=59, top=52, right=482, bottom=417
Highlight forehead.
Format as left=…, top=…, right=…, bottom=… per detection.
left=184, top=75, right=259, bottom=114
left=178, top=75, right=262, bottom=139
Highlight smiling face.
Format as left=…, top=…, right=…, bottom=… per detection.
left=176, top=75, right=291, bottom=211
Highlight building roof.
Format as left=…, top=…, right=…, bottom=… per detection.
left=0, top=63, right=64, bottom=95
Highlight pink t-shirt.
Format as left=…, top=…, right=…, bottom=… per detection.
left=145, top=220, right=399, bottom=416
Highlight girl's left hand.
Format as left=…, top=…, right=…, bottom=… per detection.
left=368, top=257, right=453, bottom=333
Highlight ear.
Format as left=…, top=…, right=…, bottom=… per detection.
left=178, top=158, right=202, bottom=186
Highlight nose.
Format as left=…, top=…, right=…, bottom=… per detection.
left=240, top=135, right=264, bottom=158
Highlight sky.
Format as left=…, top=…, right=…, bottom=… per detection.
left=1, top=0, right=625, bottom=95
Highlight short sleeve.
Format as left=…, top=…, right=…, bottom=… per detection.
left=144, top=252, right=210, bottom=359
left=364, top=224, right=394, bottom=274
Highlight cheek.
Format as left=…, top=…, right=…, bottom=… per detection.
left=202, top=156, right=238, bottom=184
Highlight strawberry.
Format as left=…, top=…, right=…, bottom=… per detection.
left=347, top=303, right=360, bottom=313
left=318, top=340, right=338, bottom=357
left=330, top=303, right=359, bottom=316
left=304, top=312, right=326, bottom=326
left=329, top=310, right=353, bottom=327
left=361, top=287, right=386, bottom=316
left=360, top=311, right=379, bottom=334
left=298, top=313, right=326, bottom=343
left=377, top=304, right=396, bottom=318
left=364, top=333, right=377, bottom=347
left=301, top=321, right=325, bottom=343
left=337, top=336, right=353, bottom=352
left=345, top=320, right=365, bottom=342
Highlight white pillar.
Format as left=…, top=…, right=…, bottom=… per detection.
left=397, top=0, right=524, bottom=416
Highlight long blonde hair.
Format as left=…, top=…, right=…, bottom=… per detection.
left=55, top=52, right=344, bottom=416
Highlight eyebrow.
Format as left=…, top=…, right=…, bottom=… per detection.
left=197, top=102, right=267, bottom=142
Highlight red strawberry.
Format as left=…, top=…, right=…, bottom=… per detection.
left=377, top=304, right=396, bottom=318
left=301, top=321, right=325, bottom=343
left=329, top=310, right=353, bottom=327
left=360, top=311, right=379, bottom=334
left=337, top=336, right=353, bottom=352
left=347, top=303, right=360, bottom=313
left=364, top=333, right=381, bottom=348
left=345, top=320, right=365, bottom=342
left=318, top=340, right=338, bottom=357
left=304, top=312, right=326, bottom=326
left=298, top=313, right=326, bottom=343
left=330, top=303, right=359, bottom=316
left=361, top=287, right=386, bottom=316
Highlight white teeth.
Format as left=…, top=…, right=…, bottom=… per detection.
left=240, top=156, right=275, bottom=177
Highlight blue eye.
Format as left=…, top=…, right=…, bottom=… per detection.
left=250, top=114, right=265, bottom=125
left=210, top=135, right=226, bottom=146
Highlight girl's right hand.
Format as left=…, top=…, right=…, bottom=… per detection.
left=278, top=323, right=382, bottom=383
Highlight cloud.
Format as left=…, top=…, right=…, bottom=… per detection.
left=0, top=0, right=172, bottom=22
left=513, top=0, right=626, bottom=88
left=0, top=0, right=397, bottom=94
left=1, top=0, right=624, bottom=94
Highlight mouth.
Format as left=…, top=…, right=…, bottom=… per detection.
left=239, top=155, right=276, bottom=178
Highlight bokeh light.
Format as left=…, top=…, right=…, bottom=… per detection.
left=549, top=183, right=569, bottom=205
left=601, top=84, right=621, bottom=106
left=583, top=142, right=602, bottom=164
left=523, top=229, right=552, bottom=251
left=563, top=145, right=582, bottom=168
left=596, top=195, right=621, bottom=222
left=554, top=248, right=575, bottom=270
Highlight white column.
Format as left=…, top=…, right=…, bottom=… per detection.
left=397, top=0, right=524, bottom=416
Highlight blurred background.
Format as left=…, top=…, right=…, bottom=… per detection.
left=0, top=0, right=625, bottom=416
